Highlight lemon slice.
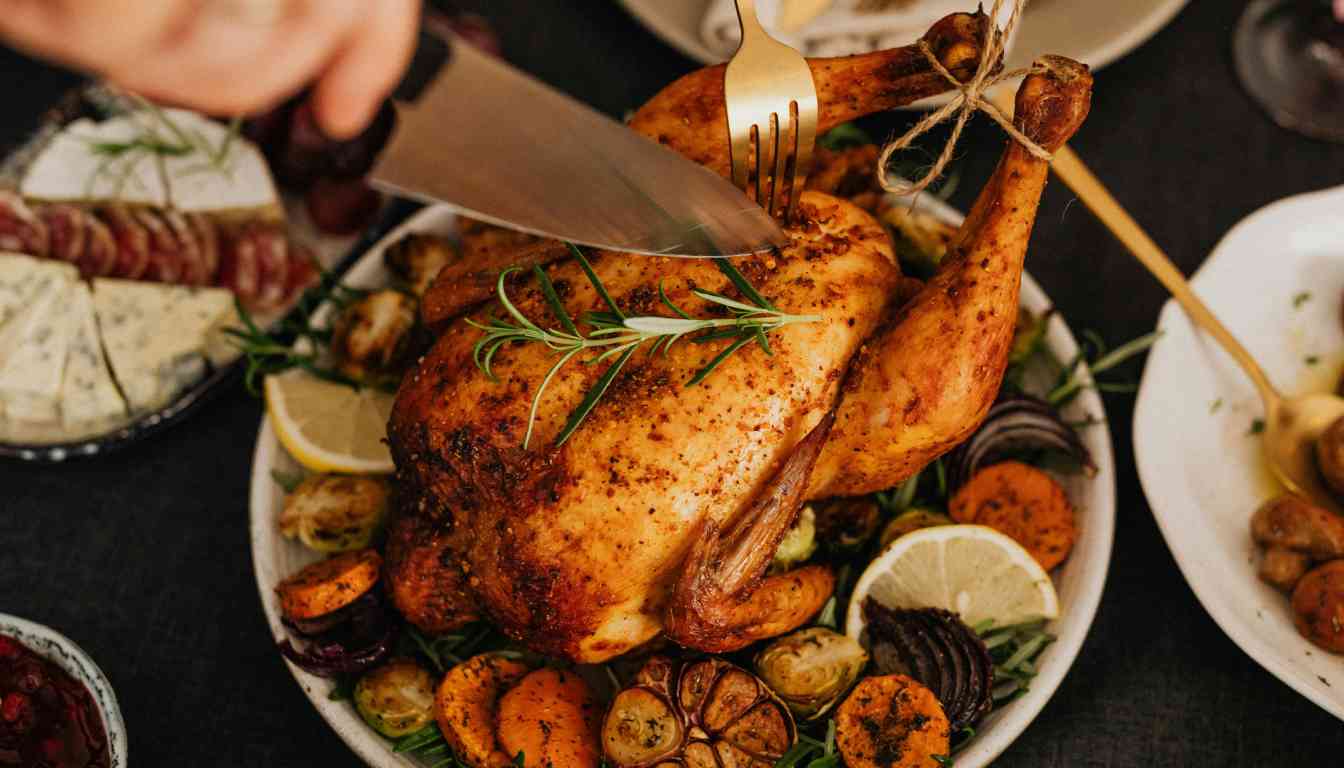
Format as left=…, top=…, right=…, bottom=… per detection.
left=265, top=369, right=395, bottom=474
left=845, top=525, right=1059, bottom=638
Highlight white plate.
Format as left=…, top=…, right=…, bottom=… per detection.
left=0, top=612, right=128, bottom=767
left=250, top=199, right=1116, bottom=767
left=1134, top=184, right=1344, bottom=722
left=617, top=0, right=1188, bottom=106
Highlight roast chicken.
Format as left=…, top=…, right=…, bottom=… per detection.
left=386, top=12, right=1093, bottom=663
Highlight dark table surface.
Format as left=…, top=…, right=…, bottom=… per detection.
left=3, top=0, right=1344, bottom=765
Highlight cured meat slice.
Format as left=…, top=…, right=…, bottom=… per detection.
left=160, top=210, right=205, bottom=285
left=186, top=213, right=221, bottom=284
left=285, top=243, right=321, bottom=303
left=80, top=213, right=118, bottom=277
left=134, top=209, right=184, bottom=284
left=218, top=228, right=261, bottom=306
left=250, top=226, right=290, bottom=310
left=37, top=203, right=87, bottom=264
left=100, top=206, right=151, bottom=279
left=0, top=190, right=50, bottom=256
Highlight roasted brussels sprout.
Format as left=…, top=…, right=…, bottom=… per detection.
left=354, top=657, right=437, bottom=738
left=602, top=656, right=796, bottom=768
left=279, top=474, right=389, bottom=553
left=814, top=497, right=881, bottom=552
left=879, top=508, right=953, bottom=548
left=771, top=506, right=818, bottom=572
left=754, top=627, right=868, bottom=720
left=1317, top=414, right=1344, bottom=498
left=384, top=233, right=457, bottom=297
left=862, top=602, right=993, bottom=732
left=331, top=289, right=418, bottom=384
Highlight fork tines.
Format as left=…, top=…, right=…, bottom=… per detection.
left=725, top=0, right=819, bottom=223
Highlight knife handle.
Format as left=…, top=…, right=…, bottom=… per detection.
left=394, top=28, right=453, bottom=104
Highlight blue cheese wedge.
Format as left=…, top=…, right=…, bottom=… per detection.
left=0, top=267, right=76, bottom=423
left=21, top=116, right=170, bottom=207
left=0, top=252, right=77, bottom=328
left=92, top=278, right=234, bottom=414
left=60, top=282, right=128, bottom=427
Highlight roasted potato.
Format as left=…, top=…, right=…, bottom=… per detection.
left=1291, top=559, right=1344, bottom=653
left=1318, top=414, right=1344, bottom=498
left=1251, top=494, right=1344, bottom=559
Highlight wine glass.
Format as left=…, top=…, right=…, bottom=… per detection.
left=1234, top=0, right=1344, bottom=141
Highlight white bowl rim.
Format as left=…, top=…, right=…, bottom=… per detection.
left=613, top=0, right=1191, bottom=87
left=0, top=612, right=129, bottom=768
left=249, top=200, right=1116, bottom=767
left=1132, top=183, right=1344, bottom=723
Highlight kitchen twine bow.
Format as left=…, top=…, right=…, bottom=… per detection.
left=876, top=0, right=1053, bottom=197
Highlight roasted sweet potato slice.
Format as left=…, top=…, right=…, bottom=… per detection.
left=435, top=654, right=531, bottom=768
left=275, top=548, right=381, bottom=621
left=948, top=461, right=1076, bottom=570
left=497, top=668, right=601, bottom=768
left=835, top=674, right=951, bottom=768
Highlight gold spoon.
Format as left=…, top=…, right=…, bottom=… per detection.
left=987, top=83, right=1344, bottom=510
left=1047, top=141, right=1344, bottom=513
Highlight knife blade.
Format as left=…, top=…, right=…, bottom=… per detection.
left=370, top=35, right=788, bottom=258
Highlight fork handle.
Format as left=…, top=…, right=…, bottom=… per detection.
left=734, top=0, right=770, bottom=43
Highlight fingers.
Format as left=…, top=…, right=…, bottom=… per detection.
left=0, top=0, right=189, bottom=68
left=309, top=0, right=420, bottom=138
left=1, top=0, right=418, bottom=136
left=106, top=0, right=364, bottom=117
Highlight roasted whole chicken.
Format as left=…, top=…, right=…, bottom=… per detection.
left=386, top=12, right=1093, bottom=663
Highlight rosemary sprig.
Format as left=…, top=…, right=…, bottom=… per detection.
left=469, top=248, right=820, bottom=449
left=1046, top=329, right=1162, bottom=406
left=393, top=725, right=463, bottom=768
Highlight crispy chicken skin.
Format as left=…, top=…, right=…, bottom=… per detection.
left=391, top=193, right=897, bottom=660
left=419, top=11, right=997, bottom=330
left=389, top=42, right=1093, bottom=660
left=807, top=55, right=1093, bottom=498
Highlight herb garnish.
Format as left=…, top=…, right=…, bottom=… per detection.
left=1045, top=329, right=1162, bottom=406
left=976, top=619, right=1055, bottom=704
left=82, top=97, right=243, bottom=195
left=393, top=725, right=462, bottom=767
left=470, top=246, right=820, bottom=448
left=1293, top=291, right=1312, bottom=309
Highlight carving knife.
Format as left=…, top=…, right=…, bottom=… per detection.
left=370, top=34, right=788, bottom=258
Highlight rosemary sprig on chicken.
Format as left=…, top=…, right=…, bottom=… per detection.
left=469, top=247, right=820, bottom=448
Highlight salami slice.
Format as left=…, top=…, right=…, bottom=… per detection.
left=251, top=226, right=290, bottom=310
left=285, top=243, right=320, bottom=304
left=100, top=206, right=151, bottom=279
left=218, top=228, right=261, bottom=306
left=160, top=210, right=205, bottom=285
left=0, top=190, right=50, bottom=256
left=134, top=209, right=184, bottom=284
left=37, top=203, right=87, bottom=265
left=186, top=213, right=221, bottom=285
left=80, top=212, right=118, bottom=278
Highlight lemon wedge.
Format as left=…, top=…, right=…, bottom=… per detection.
left=846, top=524, right=1059, bottom=638
left=265, top=369, right=395, bottom=475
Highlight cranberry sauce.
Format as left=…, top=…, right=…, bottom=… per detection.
left=0, top=634, right=109, bottom=768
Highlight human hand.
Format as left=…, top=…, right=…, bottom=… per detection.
left=0, top=0, right=420, bottom=138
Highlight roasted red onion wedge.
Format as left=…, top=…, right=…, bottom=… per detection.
left=946, top=393, right=1095, bottom=493
left=862, top=602, right=994, bottom=732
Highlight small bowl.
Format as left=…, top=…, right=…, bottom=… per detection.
left=0, top=613, right=128, bottom=767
